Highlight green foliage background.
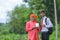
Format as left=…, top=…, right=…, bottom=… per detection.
left=0, top=0, right=60, bottom=40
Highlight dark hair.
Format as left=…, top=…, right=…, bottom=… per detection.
left=40, top=9, right=46, bottom=13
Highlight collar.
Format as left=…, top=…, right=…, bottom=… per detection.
left=42, top=16, right=47, bottom=18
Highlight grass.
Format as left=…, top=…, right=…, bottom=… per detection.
left=0, top=33, right=21, bottom=40
left=0, top=24, right=60, bottom=40
left=21, top=24, right=60, bottom=40
left=0, top=31, right=60, bottom=40
left=21, top=32, right=60, bottom=40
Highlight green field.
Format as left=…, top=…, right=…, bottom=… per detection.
left=0, top=24, right=60, bottom=40
left=22, top=24, right=60, bottom=40
left=0, top=32, right=59, bottom=40
left=19, top=32, right=60, bottom=40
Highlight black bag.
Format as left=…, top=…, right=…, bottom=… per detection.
left=45, top=18, right=53, bottom=35
left=48, top=27, right=53, bottom=35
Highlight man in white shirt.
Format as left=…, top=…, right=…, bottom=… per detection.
left=40, top=9, right=53, bottom=40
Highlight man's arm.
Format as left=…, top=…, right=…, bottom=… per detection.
left=26, top=22, right=32, bottom=32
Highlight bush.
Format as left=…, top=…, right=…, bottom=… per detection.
left=0, top=33, right=21, bottom=40
left=0, top=24, right=10, bottom=35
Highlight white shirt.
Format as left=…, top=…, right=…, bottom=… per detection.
left=41, top=16, right=53, bottom=32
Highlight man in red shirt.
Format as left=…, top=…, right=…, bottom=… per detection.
left=26, top=13, right=39, bottom=40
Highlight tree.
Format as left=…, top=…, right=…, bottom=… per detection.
left=24, top=0, right=46, bottom=14
left=56, top=0, right=60, bottom=24
left=9, top=4, right=31, bottom=34
left=24, top=0, right=60, bottom=24
left=43, top=0, right=54, bottom=24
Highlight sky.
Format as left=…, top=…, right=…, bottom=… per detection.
left=0, top=0, right=28, bottom=23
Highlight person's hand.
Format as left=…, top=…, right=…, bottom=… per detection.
left=32, top=27, right=38, bottom=30
left=33, top=27, right=37, bottom=29
left=42, top=24, right=46, bottom=27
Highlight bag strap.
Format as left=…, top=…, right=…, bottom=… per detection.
left=45, top=18, right=47, bottom=25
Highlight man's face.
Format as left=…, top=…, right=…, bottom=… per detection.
left=40, top=12, right=45, bottom=17
left=30, top=17, right=35, bottom=21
